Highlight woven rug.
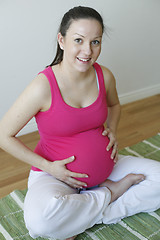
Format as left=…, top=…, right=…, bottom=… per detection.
left=0, top=134, right=160, bottom=240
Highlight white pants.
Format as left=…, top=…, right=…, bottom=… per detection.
left=24, top=155, right=160, bottom=239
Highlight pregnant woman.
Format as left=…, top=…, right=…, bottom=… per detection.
left=0, top=6, right=160, bottom=240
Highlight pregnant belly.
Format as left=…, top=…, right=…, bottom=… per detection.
left=65, top=128, right=114, bottom=187
left=34, top=127, right=114, bottom=187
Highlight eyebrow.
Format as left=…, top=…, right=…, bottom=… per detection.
left=74, top=33, right=85, bottom=38
left=74, top=33, right=102, bottom=38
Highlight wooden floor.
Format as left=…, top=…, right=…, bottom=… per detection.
left=0, top=94, right=160, bottom=198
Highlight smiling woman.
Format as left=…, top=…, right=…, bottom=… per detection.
left=32, top=62, right=114, bottom=188
left=0, top=5, right=160, bottom=240
left=57, top=19, right=102, bottom=73
left=48, top=6, right=104, bottom=67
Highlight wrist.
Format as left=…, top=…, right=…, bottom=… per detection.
left=110, top=128, right=117, bottom=135
left=106, top=126, right=117, bottom=135
left=39, top=157, right=51, bottom=173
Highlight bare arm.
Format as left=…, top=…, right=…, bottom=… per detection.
left=0, top=74, right=49, bottom=169
left=105, top=77, right=121, bottom=135
left=0, top=74, right=88, bottom=188
left=101, top=66, right=121, bottom=161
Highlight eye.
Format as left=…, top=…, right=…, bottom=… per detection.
left=91, top=40, right=100, bottom=45
left=74, top=38, right=82, bottom=43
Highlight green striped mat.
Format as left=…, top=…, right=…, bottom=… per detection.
left=0, top=134, right=160, bottom=240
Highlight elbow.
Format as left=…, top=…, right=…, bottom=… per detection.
left=0, top=125, right=14, bottom=151
left=118, top=102, right=121, bottom=115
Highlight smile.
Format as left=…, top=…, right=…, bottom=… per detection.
left=77, top=57, right=91, bottom=62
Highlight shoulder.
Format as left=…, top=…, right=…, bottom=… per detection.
left=24, top=69, right=51, bottom=112
left=99, top=65, right=116, bottom=92
left=101, top=65, right=116, bottom=89
left=31, top=71, right=51, bottom=97
left=98, top=64, right=119, bottom=106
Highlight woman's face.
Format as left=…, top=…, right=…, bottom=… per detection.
left=58, top=18, right=103, bottom=73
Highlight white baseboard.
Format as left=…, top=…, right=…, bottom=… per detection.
left=18, top=83, right=160, bottom=136
left=119, top=83, right=160, bottom=105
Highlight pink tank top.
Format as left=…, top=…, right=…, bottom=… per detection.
left=32, top=62, right=114, bottom=187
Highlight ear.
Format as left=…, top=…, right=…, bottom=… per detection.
left=57, top=32, right=64, bottom=50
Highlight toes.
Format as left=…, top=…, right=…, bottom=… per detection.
left=66, top=236, right=77, bottom=240
left=135, top=174, right=145, bottom=184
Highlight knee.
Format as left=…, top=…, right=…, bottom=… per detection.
left=24, top=208, right=62, bottom=239
left=24, top=196, right=67, bottom=239
left=24, top=206, right=46, bottom=238
left=145, top=160, right=160, bottom=182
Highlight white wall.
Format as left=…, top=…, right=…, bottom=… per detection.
left=0, top=0, right=160, bottom=135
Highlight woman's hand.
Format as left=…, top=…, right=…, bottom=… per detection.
left=48, top=156, right=88, bottom=189
left=102, top=128, right=119, bottom=164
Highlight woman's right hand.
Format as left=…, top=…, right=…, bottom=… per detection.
left=47, top=156, right=88, bottom=189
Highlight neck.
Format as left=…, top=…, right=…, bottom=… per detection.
left=58, top=60, right=94, bottom=83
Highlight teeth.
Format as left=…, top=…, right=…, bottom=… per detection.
left=77, top=57, right=90, bottom=62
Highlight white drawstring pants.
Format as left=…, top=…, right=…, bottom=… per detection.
left=24, top=155, right=160, bottom=239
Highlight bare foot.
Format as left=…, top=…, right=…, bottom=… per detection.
left=99, top=173, right=145, bottom=203
left=66, top=235, right=77, bottom=240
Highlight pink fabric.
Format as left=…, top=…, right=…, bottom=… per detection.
left=31, top=63, right=114, bottom=187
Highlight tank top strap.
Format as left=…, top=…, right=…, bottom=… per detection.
left=38, top=66, right=61, bottom=102
left=93, top=62, right=107, bottom=97
left=38, top=63, right=106, bottom=107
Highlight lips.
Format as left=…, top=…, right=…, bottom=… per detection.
left=77, top=57, right=91, bottom=62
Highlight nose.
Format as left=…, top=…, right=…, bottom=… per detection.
left=83, top=42, right=92, bottom=55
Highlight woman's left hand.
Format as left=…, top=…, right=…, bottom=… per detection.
left=102, top=128, right=119, bottom=164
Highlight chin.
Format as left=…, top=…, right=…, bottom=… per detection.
left=75, top=61, right=95, bottom=72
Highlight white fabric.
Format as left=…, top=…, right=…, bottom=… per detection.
left=103, top=155, right=160, bottom=224
left=24, top=171, right=111, bottom=239
left=24, top=155, right=160, bottom=239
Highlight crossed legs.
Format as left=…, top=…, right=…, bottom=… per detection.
left=24, top=155, right=160, bottom=239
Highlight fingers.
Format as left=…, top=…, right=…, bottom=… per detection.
left=62, top=171, right=88, bottom=188
left=62, top=156, right=75, bottom=164
left=106, top=134, right=116, bottom=151
left=62, top=156, right=88, bottom=179
left=69, top=171, right=88, bottom=179
left=110, top=142, right=118, bottom=159
left=102, top=128, right=110, bottom=136
left=61, top=156, right=89, bottom=188
left=113, top=149, right=119, bottom=164
left=102, top=128, right=119, bottom=163
left=107, top=141, right=118, bottom=164
left=102, top=128, right=116, bottom=151
left=65, top=170, right=88, bottom=188
left=67, top=176, right=88, bottom=188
